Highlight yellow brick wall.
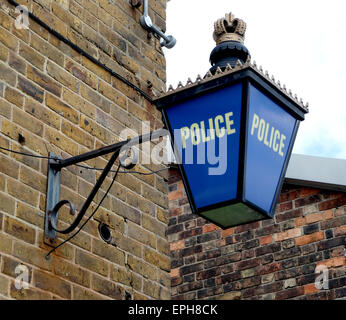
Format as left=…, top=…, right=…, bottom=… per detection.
left=0, top=0, right=170, bottom=300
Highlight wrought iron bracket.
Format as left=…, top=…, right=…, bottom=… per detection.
left=44, top=129, right=168, bottom=246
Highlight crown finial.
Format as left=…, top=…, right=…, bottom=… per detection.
left=209, top=12, right=250, bottom=74
left=213, top=12, right=247, bottom=45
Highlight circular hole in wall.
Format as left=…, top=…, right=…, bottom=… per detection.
left=98, top=222, right=112, bottom=243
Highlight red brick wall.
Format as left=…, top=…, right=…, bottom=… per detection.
left=168, top=168, right=346, bottom=300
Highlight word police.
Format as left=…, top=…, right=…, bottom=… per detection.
left=251, top=113, right=286, bottom=157
left=180, top=112, right=236, bottom=149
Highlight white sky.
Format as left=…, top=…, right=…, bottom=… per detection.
left=164, top=0, right=346, bottom=160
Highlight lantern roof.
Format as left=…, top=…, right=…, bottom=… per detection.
left=158, top=59, right=309, bottom=114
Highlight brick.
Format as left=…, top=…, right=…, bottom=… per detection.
left=10, top=145, right=39, bottom=171
left=75, top=249, right=109, bottom=277
left=178, top=281, right=203, bottom=294
left=9, top=52, right=26, bottom=75
left=10, top=282, right=52, bottom=300
left=170, top=240, right=185, bottom=251
left=0, top=173, right=5, bottom=191
left=295, top=194, right=322, bottom=208
left=241, top=268, right=256, bottom=279
left=110, top=267, right=142, bottom=291
left=320, top=215, right=346, bottom=230
left=5, top=87, right=25, bottom=108
left=275, top=287, right=304, bottom=300
left=111, top=198, right=141, bottom=225
left=92, top=238, right=125, bottom=265
left=334, top=225, right=346, bottom=237
left=34, top=270, right=71, bottom=299
left=304, top=283, right=319, bottom=295
left=0, top=274, right=9, bottom=296
left=283, top=278, right=297, bottom=289
left=260, top=235, right=273, bottom=246
left=244, top=239, right=259, bottom=249
left=0, top=10, right=11, bottom=30
left=73, top=286, right=106, bottom=300
left=92, top=275, right=124, bottom=300
left=80, top=115, right=113, bottom=145
left=47, top=61, right=80, bottom=93
left=19, top=43, right=45, bottom=71
left=298, top=252, right=323, bottom=266
left=63, top=89, right=96, bottom=119
left=197, top=249, right=221, bottom=261
left=255, top=243, right=281, bottom=257
left=0, top=233, right=13, bottom=254
left=8, top=179, right=39, bottom=207
left=0, top=44, right=8, bottom=62
left=32, top=3, right=67, bottom=36
left=52, top=259, right=90, bottom=287
left=127, top=255, right=157, bottom=281
left=45, top=126, right=79, bottom=155
left=142, top=213, right=167, bottom=239
left=296, top=232, right=325, bottom=246
left=221, top=228, right=234, bottom=237
left=334, top=207, right=345, bottom=217
left=4, top=216, right=35, bottom=244
left=66, top=60, right=97, bottom=90
left=142, top=184, right=167, bottom=209
left=61, top=120, right=94, bottom=148
left=319, top=197, right=346, bottom=211
left=18, top=76, right=44, bottom=102
left=1, top=118, right=22, bottom=141
left=0, top=28, right=18, bottom=51
left=13, top=242, right=52, bottom=271
left=180, top=263, right=204, bottom=276
left=168, top=190, right=183, bottom=201
left=236, top=258, right=260, bottom=271
left=98, top=81, right=126, bottom=106
left=127, top=222, right=156, bottom=249
left=52, top=1, right=83, bottom=33
left=81, top=84, right=112, bottom=113
left=0, top=62, right=16, bottom=86
left=144, top=247, right=170, bottom=272
left=282, top=239, right=296, bottom=249
left=197, top=231, right=219, bottom=244
left=303, top=223, right=320, bottom=235
left=316, top=257, right=345, bottom=268
left=27, top=65, right=62, bottom=97
left=157, top=207, right=169, bottom=224
left=0, top=154, right=19, bottom=179
left=0, top=192, right=15, bottom=215
left=203, top=224, right=219, bottom=233
left=24, top=98, right=60, bottom=129
left=0, top=99, right=11, bottom=119
left=274, top=247, right=301, bottom=261
left=13, top=108, right=44, bottom=137
left=275, top=209, right=302, bottom=223
left=170, top=268, right=180, bottom=278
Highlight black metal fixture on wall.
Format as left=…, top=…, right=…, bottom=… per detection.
left=44, top=130, right=168, bottom=256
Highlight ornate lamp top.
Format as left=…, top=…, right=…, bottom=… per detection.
left=213, top=12, right=247, bottom=44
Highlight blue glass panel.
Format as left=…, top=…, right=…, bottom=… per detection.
left=245, top=85, right=296, bottom=214
left=166, top=83, right=243, bottom=209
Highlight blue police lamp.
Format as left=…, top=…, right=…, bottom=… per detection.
left=155, top=13, right=309, bottom=228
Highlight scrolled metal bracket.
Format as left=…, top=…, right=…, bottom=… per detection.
left=44, top=130, right=168, bottom=246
